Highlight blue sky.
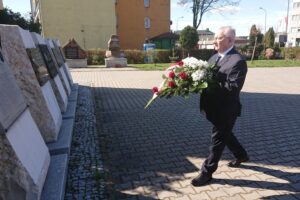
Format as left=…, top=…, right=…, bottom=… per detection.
left=3, top=0, right=290, bottom=36
left=171, top=0, right=290, bottom=36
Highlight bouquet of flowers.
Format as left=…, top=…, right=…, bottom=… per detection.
left=144, top=57, right=217, bottom=109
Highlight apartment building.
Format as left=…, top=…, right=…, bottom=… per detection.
left=30, top=0, right=116, bottom=49
left=115, top=0, right=170, bottom=49
left=288, top=0, right=300, bottom=46
left=31, top=0, right=170, bottom=50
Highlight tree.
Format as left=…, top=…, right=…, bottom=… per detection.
left=263, top=27, right=275, bottom=48
left=179, top=26, right=199, bottom=56
left=0, top=8, right=41, bottom=33
left=249, top=24, right=264, bottom=62
left=177, top=0, right=240, bottom=29
left=249, top=24, right=263, bottom=46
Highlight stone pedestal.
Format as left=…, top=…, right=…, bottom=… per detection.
left=105, top=35, right=127, bottom=68
left=66, top=58, right=87, bottom=68
left=0, top=24, right=59, bottom=142
left=105, top=57, right=128, bottom=68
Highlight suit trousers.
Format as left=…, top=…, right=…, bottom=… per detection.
left=201, top=115, right=248, bottom=175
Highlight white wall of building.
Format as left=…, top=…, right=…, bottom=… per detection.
left=288, top=0, right=300, bottom=46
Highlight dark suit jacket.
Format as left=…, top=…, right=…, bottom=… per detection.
left=200, top=48, right=247, bottom=123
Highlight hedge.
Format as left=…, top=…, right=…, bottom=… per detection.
left=86, top=49, right=218, bottom=65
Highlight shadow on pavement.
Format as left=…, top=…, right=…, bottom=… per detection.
left=216, top=164, right=300, bottom=199
left=93, top=87, right=300, bottom=199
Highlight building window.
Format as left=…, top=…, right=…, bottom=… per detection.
left=294, top=2, right=300, bottom=8
left=144, top=17, right=151, bottom=29
left=292, top=14, right=300, bottom=21
left=144, top=0, right=150, bottom=7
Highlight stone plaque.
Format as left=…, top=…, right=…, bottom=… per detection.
left=62, top=38, right=86, bottom=59
left=58, top=47, right=66, bottom=62
left=52, top=47, right=64, bottom=66
left=0, top=50, right=27, bottom=134
left=26, top=48, right=50, bottom=86
left=39, top=44, right=59, bottom=78
left=52, top=41, right=66, bottom=62
left=65, top=47, right=78, bottom=59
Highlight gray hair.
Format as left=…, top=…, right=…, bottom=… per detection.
left=219, top=26, right=236, bottom=41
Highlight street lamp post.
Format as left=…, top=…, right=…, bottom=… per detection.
left=286, top=0, right=290, bottom=34
left=259, top=7, right=267, bottom=34
left=176, top=16, right=184, bottom=31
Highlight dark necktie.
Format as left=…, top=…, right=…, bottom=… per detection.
left=215, top=56, right=221, bottom=65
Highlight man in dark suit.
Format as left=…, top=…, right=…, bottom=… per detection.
left=191, top=26, right=249, bottom=187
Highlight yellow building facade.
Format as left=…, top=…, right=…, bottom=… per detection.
left=116, top=0, right=170, bottom=50
left=31, top=0, right=116, bottom=49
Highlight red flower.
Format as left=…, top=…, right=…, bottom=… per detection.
left=179, top=72, right=188, bottom=80
left=168, top=81, right=176, bottom=88
left=177, top=61, right=184, bottom=67
left=152, top=87, right=158, bottom=93
left=168, top=71, right=175, bottom=79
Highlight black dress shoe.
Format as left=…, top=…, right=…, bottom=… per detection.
left=191, top=173, right=212, bottom=187
left=227, top=156, right=249, bottom=168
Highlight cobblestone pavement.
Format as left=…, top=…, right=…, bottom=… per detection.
left=70, top=67, right=300, bottom=200
left=65, top=85, right=107, bottom=200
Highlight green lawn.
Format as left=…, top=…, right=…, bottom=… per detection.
left=247, top=59, right=300, bottom=67
left=129, top=59, right=300, bottom=71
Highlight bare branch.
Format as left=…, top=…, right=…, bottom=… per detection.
left=177, top=0, right=240, bottom=29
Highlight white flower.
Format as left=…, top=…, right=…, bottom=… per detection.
left=191, top=69, right=205, bottom=81
left=182, top=57, right=209, bottom=69
left=198, top=60, right=209, bottom=69
left=182, top=57, right=199, bottom=69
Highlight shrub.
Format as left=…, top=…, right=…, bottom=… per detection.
left=86, top=49, right=105, bottom=65
left=123, top=50, right=144, bottom=64
left=189, top=49, right=215, bottom=61
left=154, top=49, right=172, bottom=63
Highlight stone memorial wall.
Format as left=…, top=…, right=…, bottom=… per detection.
left=52, top=39, right=74, bottom=85
left=0, top=25, right=59, bottom=142
left=0, top=47, right=50, bottom=200
left=0, top=24, right=77, bottom=200
left=18, top=28, right=63, bottom=137
left=45, top=40, right=71, bottom=96
left=0, top=49, right=27, bottom=135
left=46, top=39, right=71, bottom=95
left=31, top=33, right=68, bottom=113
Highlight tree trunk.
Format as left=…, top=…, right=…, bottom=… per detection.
left=251, top=36, right=258, bottom=63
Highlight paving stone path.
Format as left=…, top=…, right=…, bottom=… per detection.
left=65, top=85, right=107, bottom=200
left=69, top=67, right=300, bottom=200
